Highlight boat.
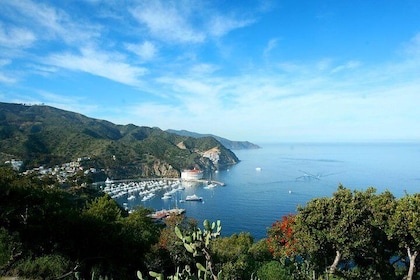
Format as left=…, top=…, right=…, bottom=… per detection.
left=105, top=177, right=113, bottom=184
left=141, top=193, right=155, bottom=201
left=161, top=193, right=172, bottom=200
left=204, top=182, right=217, bottom=189
left=128, top=195, right=136, bottom=200
left=185, top=194, right=203, bottom=201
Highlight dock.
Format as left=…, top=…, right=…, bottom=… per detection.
left=149, top=208, right=186, bottom=220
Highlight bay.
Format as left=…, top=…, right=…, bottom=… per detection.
left=114, top=142, right=420, bottom=240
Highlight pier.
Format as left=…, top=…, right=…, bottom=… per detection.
left=93, top=177, right=225, bottom=187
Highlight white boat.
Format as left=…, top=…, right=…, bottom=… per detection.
left=204, top=182, right=217, bottom=189
left=161, top=193, right=172, bottom=200
left=105, top=177, right=113, bottom=184
left=185, top=194, right=203, bottom=201
left=142, top=193, right=155, bottom=201
left=128, top=195, right=136, bottom=200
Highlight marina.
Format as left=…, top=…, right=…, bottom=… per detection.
left=98, top=176, right=224, bottom=214
left=96, top=142, right=420, bottom=240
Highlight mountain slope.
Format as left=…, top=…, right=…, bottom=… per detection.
left=166, top=129, right=260, bottom=150
left=0, top=102, right=239, bottom=179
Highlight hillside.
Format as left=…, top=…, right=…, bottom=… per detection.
left=166, top=129, right=261, bottom=150
left=0, top=102, right=239, bottom=179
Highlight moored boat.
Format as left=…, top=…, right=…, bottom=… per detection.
left=185, top=194, right=203, bottom=201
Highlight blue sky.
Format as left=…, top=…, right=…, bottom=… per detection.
left=1, top=0, right=419, bottom=143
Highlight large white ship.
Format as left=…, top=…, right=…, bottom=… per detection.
left=181, top=168, right=203, bottom=180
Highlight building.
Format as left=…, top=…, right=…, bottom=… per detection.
left=181, top=168, right=203, bottom=180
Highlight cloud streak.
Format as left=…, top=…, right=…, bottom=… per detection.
left=46, top=47, right=148, bottom=86
left=130, top=1, right=205, bottom=44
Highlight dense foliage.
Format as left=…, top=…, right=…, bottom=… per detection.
left=0, top=102, right=239, bottom=179
left=0, top=167, right=162, bottom=279
left=1, top=166, right=420, bottom=279
left=267, top=185, right=420, bottom=280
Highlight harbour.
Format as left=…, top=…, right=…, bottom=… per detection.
left=96, top=142, right=420, bottom=240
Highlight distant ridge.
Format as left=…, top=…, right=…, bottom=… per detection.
left=0, top=102, right=239, bottom=179
left=166, top=129, right=261, bottom=150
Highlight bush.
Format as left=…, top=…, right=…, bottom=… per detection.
left=256, top=261, right=292, bottom=280
left=13, top=254, right=71, bottom=280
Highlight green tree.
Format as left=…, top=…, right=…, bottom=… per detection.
left=389, top=193, right=420, bottom=280
left=147, top=215, right=197, bottom=274
left=269, top=186, right=397, bottom=279
left=76, top=195, right=125, bottom=277
left=248, top=238, right=273, bottom=263
left=211, top=232, right=255, bottom=279
left=256, top=260, right=293, bottom=280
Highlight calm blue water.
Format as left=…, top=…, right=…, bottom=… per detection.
left=115, top=143, right=420, bottom=240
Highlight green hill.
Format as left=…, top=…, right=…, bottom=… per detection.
left=0, top=102, right=239, bottom=179
left=166, top=129, right=261, bottom=150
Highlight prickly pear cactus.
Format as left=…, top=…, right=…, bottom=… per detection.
left=138, top=220, right=223, bottom=280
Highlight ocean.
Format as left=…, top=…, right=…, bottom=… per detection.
left=114, top=142, right=420, bottom=240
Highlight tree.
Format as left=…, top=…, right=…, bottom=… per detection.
left=211, top=232, right=255, bottom=279
left=146, top=215, right=197, bottom=274
left=389, top=193, right=420, bottom=280
left=256, top=260, right=293, bottom=280
left=248, top=238, right=273, bottom=263
left=267, top=214, right=297, bottom=260
left=268, top=186, right=398, bottom=279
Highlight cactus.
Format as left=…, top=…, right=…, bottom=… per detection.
left=175, top=219, right=222, bottom=280
left=138, top=220, right=222, bottom=280
left=136, top=219, right=259, bottom=280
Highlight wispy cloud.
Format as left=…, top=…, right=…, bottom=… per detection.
left=125, top=41, right=158, bottom=62
left=122, top=38, right=420, bottom=141
left=130, top=0, right=256, bottom=44
left=0, top=23, right=36, bottom=48
left=188, top=63, right=220, bottom=76
left=46, top=47, right=148, bottom=86
left=130, top=1, right=205, bottom=44
left=331, top=60, right=361, bottom=73
left=1, top=0, right=99, bottom=44
left=263, top=38, right=279, bottom=58
left=0, top=59, right=18, bottom=83
left=36, top=90, right=99, bottom=115
left=402, top=32, right=420, bottom=57
left=207, top=15, right=254, bottom=37
left=0, top=73, right=17, bottom=84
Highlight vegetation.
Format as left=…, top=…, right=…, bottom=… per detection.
left=0, top=102, right=239, bottom=179
left=267, top=185, right=420, bottom=279
left=0, top=166, right=161, bottom=279
left=1, top=165, right=420, bottom=279
left=166, top=129, right=261, bottom=150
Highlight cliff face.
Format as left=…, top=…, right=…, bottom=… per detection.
left=0, top=102, right=239, bottom=179
left=141, top=160, right=180, bottom=178
left=201, top=146, right=239, bottom=168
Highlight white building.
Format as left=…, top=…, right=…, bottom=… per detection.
left=181, top=168, right=203, bottom=180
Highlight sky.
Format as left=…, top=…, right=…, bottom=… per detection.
left=1, top=0, right=420, bottom=144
